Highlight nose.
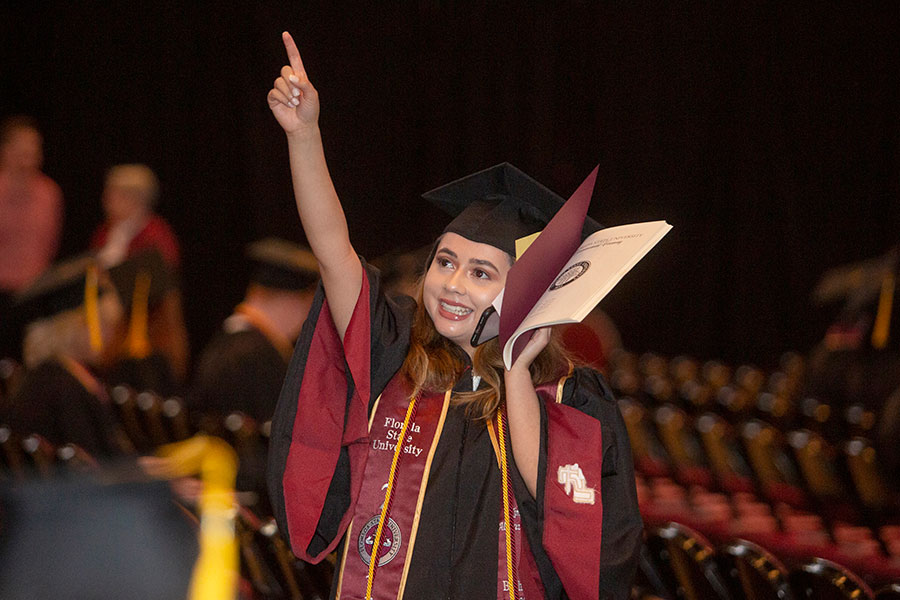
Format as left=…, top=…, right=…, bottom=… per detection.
left=443, top=268, right=466, bottom=295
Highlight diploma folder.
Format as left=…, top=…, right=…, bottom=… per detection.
left=472, top=166, right=672, bottom=370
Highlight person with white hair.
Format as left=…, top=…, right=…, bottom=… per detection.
left=89, top=163, right=180, bottom=269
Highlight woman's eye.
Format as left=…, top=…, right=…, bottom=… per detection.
left=473, top=269, right=490, bottom=280
left=437, top=257, right=453, bottom=269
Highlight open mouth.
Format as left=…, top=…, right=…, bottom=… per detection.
left=439, top=300, right=473, bottom=319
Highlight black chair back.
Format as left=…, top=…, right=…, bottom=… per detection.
left=788, top=557, right=874, bottom=600
left=719, top=539, right=794, bottom=600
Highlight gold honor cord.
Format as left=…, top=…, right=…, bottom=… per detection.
left=365, top=394, right=419, bottom=600
left=127, top=270, right=152, bottom=358
left=497, top=408, right=516, bottom=600
left=84, top=265, right=103, bottom=353
left=155, top=435, right=240, bottom=600
left=872, top=273, right=895, bottom=349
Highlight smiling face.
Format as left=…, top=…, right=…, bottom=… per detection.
left=422, top=232, right=512, bottom=358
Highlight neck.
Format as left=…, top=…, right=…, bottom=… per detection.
left=242, top=290, right=313, bottom=342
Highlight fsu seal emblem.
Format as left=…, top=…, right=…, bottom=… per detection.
left=357, top=515, right=402, bottom=566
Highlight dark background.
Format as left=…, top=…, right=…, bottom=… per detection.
left=3, top=4, right=898, bottom=370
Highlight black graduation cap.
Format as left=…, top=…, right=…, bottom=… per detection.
left=0, top=470, right=198, bottom=599
left=246, top=238, right=320, bottom=291
left=422, top=162, right=602, bottom=257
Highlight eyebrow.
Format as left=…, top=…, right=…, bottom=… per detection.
left=435, top=247, right=500, bottom=273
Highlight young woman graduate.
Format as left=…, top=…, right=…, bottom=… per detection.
left=266, top=32, right=643, bottom=600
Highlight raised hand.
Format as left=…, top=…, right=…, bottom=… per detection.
left=267, top=31, right=320, bottom=135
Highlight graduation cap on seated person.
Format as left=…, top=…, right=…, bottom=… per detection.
left=246, top=237, right=320, bottom=291
left=422, top=162, right=603, bottom=357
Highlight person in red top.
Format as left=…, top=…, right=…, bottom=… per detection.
left=89, top=164, right=180, bottom=269
left=89, top=164, right=189, bottom=382
left=0, top=115, right=64, bottom=359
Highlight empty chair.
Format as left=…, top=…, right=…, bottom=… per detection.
left=788, top=557, right=874, bottom=600
left=161, top=396, right=192, bottom=441
left=111, top=385, right=152, bottom=451
left=0, top=424, right=26, bottom=479
left=654, top=403, right=714, bottom=487
left=136, top=391, right=170, bottom=447
left=845, top=437, right=897, bottom=516
left=647, top=522, right=734, bottom=600
left=620, top=397, right=672, bottom=478
left=696, top=412, right=757, bottom=494
left=719, top=539, right=794, bottom=600
left=788, top=429, right=858, bottom=523
left=0, top=358, right=23, bottom=402
left=740, top=419, right=808, bottom=510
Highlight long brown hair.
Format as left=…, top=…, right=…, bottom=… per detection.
left=399, top=253, right=573, bottom=421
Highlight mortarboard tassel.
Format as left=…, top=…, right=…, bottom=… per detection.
left=871, top=272, right=894, bottom=349
left=127, top=270, right=152, bottom=358
left=84, top=264, right=103, bottom=354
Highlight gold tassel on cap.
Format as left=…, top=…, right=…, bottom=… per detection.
left=84, top=264, right=103, bottom=353
left=871, top=272, right=895, bottom=349
left=127, top=270, right=152, bottom=358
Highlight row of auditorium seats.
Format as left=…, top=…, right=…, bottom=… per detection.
left=609, top=351, right=875, bottom=445
left=615, top=351, right=900, bottom=592
left=636, top=521, right=900, bottom=600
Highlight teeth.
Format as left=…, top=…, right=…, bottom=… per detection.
left=440, top=301, right=472, bottom=316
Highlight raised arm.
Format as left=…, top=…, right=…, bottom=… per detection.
left=267, top=31, right=362, bottom=339
left=504, top=327, right=552, bottom=496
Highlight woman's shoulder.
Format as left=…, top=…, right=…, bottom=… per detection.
left=557, top=366, right=617, bottom=416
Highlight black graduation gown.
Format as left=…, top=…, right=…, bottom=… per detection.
left=268, top=263, right=643, bottom=599
left=0, top=358, right=120, bottom=456
left=190, top=325, right=287, bottom=424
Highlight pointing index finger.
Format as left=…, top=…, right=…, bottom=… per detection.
left=282, top=31, right=305, bottom=76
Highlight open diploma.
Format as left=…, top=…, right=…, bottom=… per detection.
left=495, top=220, right=671, bottom=370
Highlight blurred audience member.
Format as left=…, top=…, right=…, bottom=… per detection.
left=370, top=244, right=432, bottom=299
left=804, top=245, right=900, bottom=413
left=0, top=256, right=126, bottom=455
left=89, top=164, right=189, bottom=380
left=90, top=163, right=179, bottom=269
left=189, top=238, right=318, bottom=510
left=103, top=249, right=182, bottom=396
left=0, top=115, right=63, bottom=359
left=189, top=238, right=319, bottom=424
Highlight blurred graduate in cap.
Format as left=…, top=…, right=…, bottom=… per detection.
left=1, top=255, right=129, bottom=455
left=264, top=33, right=642, bottom=600
left=190, top=237, right=319, bottom=423
left=189, top=238, right=318, bottom=512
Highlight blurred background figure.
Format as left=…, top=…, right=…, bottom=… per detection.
left=103, top=249, right=183, bottom=396
left=90, top=163, right=179, bottom=269
left=189, top=238, right=319, bottom=424
left=0, top=255, right=128, bottom=456
left=0, top=115, right=64, bottom=360
left=189, top=238, right=318, bottom=511
left=804, top=244, right=900, bottom=413
left=89, top=164, right=189, bottom=381
left=370, top=244, right=432, bottom=299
